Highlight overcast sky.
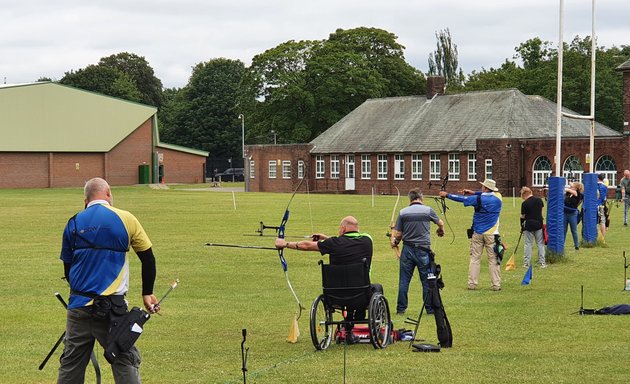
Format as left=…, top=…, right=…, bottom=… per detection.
left=1, top=0, right=628, bottom=89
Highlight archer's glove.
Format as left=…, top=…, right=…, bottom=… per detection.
left=436, top=228, right=445, bottom=237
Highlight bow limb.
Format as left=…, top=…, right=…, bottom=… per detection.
left=389, top=186, right=401, bottom=258
left=277, top=176, right=307, bottom=320
left=438, top=173, right=455, bottom=245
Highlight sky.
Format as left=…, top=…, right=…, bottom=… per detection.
left=1, top=0, right=629, bottom=89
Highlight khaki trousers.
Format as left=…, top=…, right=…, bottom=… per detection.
left=468, top=233, right=501, bottom=290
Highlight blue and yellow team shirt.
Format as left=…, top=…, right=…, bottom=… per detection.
left=448, top=191, right=503, bottom=235
left=60, top=201, right=152, bottom=309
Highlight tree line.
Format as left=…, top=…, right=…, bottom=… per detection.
left=48, top=27, right=629, bottom=160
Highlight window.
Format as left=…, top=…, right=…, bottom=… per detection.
left=361, top=155, right=371, bottom=179
left=249, top=160, right=255, bottom=179
left=268, top=161, right=277, bottom=179
left=346, top=154, right=355, bottom=179
left=282, top=160, right=291, bottom=179
left=429, top=154, right=440, bottom=180
left=532, top=156, right=552, bottom=187
left=412, top=154, right=422, bottom=180
left=298, top=160, right=304, bottom=179
left=485, top=159, right=493, bottom=180
left=330, top=155, right=340, bottom=179
left=595, top=155, right=617, bottom=186
left=448, top=153, right=460, bottom=180
left=468, top=153, right=477, bottom=181
left=394, top=154, right=405, bottom=180
left=316, top=155, right=325, bottom=179
left=377, top=155, right=387, bottom=180
left=562, top=155, right=583, bottom=183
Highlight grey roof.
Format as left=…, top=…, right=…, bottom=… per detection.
left=310, top=89, right=620, bottom=154
left=616, top=59, right=630, bottom=71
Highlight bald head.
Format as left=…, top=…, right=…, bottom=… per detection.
left=84, top=177, right=113, bottom=205
left=339, top=216, right=359, bottom=235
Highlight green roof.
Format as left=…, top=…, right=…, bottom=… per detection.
left=0, top=82, right=157, bottom=152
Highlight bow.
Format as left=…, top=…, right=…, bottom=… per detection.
left=386, top=186, right=401, bottom=258
left=277, top=176, right=307, bottom=320
left=432, top=173, right=455, bottom=244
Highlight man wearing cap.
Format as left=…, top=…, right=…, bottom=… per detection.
left=597, top=173, right=609, bottom=242
left=439, top=179, right=503, bottom=291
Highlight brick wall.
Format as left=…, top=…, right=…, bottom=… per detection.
left=0, top=153, right=49, bottom=188
left=246, top=144, right=312, bottom=193
left=108, top=118, right=154, bottom=185
left=156, top=146, right=206, bottom=184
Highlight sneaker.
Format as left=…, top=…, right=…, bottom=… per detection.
left=491, top=286, right=502, bottom=291
left=345, top=332, right=361, bottom=345
left=467, top=285, right=477, bottom=290
left=540, top=263, right=547, bottom=269
left=396, top=310, right=405, bottom=315
left=624, top=223, right=628, bottom=226
left=523, top=263, right=530, bottom=268
left=575, top=247, right=579, bottom=250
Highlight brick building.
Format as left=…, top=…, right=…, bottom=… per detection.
left=247, top=69, right=630, bottom=196
left=0, top=82, right=208, bottom=188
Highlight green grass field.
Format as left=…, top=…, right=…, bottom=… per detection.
left=2, top=184, right=630, bottom=383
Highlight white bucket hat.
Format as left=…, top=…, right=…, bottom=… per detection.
left=480, top=178, right=498, bottom=191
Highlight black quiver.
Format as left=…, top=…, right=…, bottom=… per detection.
left=104, top=307, right=150, bottom=364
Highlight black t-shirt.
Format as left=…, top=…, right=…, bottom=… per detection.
left=521, top=196, right=544, bottom=231
left=564, top=191, right=583, bottom=209
left=318, top=232, right=373, bottom=267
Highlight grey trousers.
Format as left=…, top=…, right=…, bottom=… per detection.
left=57, top=308, right=141, bottom=384
left=524, top=229, right=546, bottom=265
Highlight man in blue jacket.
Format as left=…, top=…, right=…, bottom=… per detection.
left=440, top=179, right=503, bottom=291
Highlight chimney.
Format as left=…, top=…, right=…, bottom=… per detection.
left=615, top=59, right=630, bottom=134
left=426, top=76, right=445, bottom=99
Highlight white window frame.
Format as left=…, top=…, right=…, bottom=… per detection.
left=361, top=155, right=371, bottom=180
left=448, top=153, right=460, bottom=181
left=315, top=155, right=325, bottom=179
left=485, top=159, right=493, bottom=180
left=346, top=154, right=355, bottom=179
left=411, top=154, right=422, bottom=180
left=595, top=155, right=617, bottom=186
left=532, top=156, right=552, bottom=187
left=377, top=154, right=387, bottom=180
left=394, top=154, right=405, bottom=180
left=330, top=155, right=340, bottom=179
left=282, top=160, right=291, bottom=179
left=562, top=155, right=583, bottom=183
left=268, top=160, right=277, bottom=179
left=250, top=160, right=255, bottom=179
left=298, top=160, right=304, bottom=179
left=429, top=154, right=440, bottom=180
left=468, top=153, right=477, bottom=181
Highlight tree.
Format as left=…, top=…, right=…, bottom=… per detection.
left=99, top=52, right=164, bottom=107
left=59, top=65, right=142, bottom=102
left=159, top=58, right=246, bottom=157
left=428, top=28, right=465, bottom=90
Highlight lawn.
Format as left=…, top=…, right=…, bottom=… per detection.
left=1, top=185, right=629, bottom=383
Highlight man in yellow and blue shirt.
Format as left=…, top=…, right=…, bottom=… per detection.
left=58, top=177, right=158, bottom=384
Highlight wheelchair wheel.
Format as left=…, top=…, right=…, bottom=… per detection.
left=368, top=293, right=391, bottom=349
left=310, top=294, right=333, bottom=350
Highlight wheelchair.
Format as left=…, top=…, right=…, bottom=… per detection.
left=309, top=259, right=392, bottom=350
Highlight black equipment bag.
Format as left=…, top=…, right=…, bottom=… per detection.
left=427, top=251, right=453, bottom=348
left=104, top=307, right=150, bottom=363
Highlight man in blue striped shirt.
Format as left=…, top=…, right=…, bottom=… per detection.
left=391, top=189, right=444, bottom=315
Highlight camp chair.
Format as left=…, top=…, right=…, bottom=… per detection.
left=309, top=259, right=391, bottom=350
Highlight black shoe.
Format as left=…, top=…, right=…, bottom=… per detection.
left=345, top=333, right=360, bottom=345
left=425, top=308, right=434, bottom=315
left=575, top=246, right=579, bottom=250
left=625, top=223, right=628, bottom=226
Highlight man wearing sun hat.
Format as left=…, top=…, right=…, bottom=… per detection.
left=439, top=178, right=503, bottom=291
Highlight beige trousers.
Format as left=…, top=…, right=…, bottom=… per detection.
left=468, top=233, right=501, bottom=290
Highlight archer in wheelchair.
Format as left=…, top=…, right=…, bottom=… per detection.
left=275, top=216, right=392, bottom=350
